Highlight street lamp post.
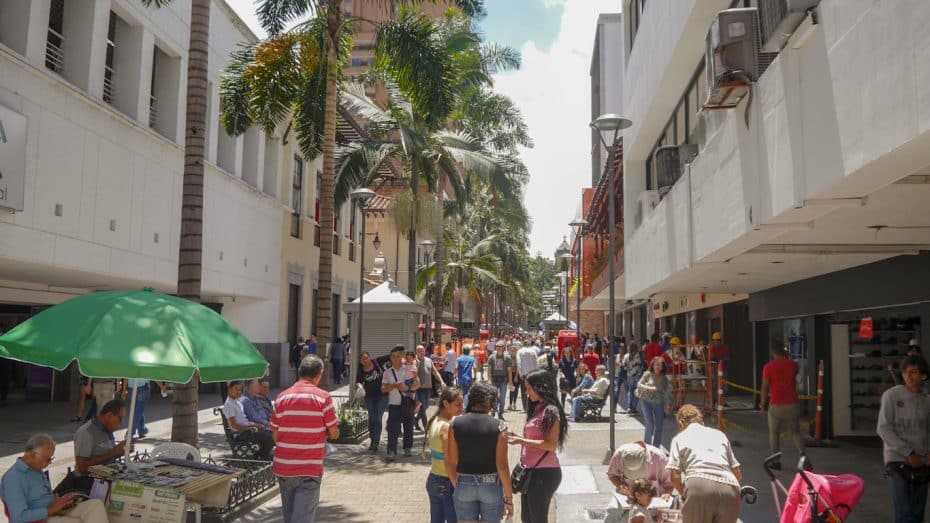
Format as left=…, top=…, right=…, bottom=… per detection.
left=591, top=113, right=632, bottom=454
left=559, top=253, right=573, bottom=320
left=348, top=187, right=376, bottom=394
left=569, top=219, right=589, bottom=343
left=420, top=239, right=436, bottom=350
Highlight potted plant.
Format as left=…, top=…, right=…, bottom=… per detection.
left=334, top=400, right=369, bottom=443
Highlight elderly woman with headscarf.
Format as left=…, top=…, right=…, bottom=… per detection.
left=666, top=404, right=743, bottom=523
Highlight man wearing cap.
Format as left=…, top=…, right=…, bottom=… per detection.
left=607, top=441, right=673, bottom=497
left=709, top=331, right=731, bottom=403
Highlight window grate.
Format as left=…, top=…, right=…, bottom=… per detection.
left=45, top=0, right=65, bottom=73
left=103, top=12, right=116, bottom=104
left=149, top=95, right=158, bottom=128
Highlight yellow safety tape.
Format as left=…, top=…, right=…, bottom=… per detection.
left=723, top=380, right=817, bottom=400
left=721, top=417, right=812, bottom=438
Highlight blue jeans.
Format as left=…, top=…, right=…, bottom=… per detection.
left=453, top=473, right=503, bottom=522
left=627, top=372, right=642, bottom=412
left=278, top=475, right=321, bottom=523
left=417, top=387, right=432, bottom=428
left=427, top=473, right=457, bottom=523
left=130, top=386, right=150, bottom=437
left=460, top=380, right=473, bottom=408
left=614, top=375, right=626, bottom=408
left=493, top=380, right=507, bottom=417
left=386, top=404, right=413, bottom=453
left=888, top=464, right=929, bottom=523
left=571, top=395, right=600, bottom=420
left=641, top=399, right=665, bottom=448
left=331, top=359, right=344, bottom=384
left=365, top=395, right=388, bottom=446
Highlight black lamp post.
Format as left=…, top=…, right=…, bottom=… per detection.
left=348, top=187, right=376, bottom=392
left=560, top=253, right=574, bottom=319
left=591, top=113, right=632, bottom=455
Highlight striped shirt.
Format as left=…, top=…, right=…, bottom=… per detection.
left=269, top=380, right=338, bottom=478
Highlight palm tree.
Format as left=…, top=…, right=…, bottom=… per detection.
left=137, top=0, right=210, bottom=446
left=334, top=83, right=512, bottom=297
left=222, top=0, right=480, bottom=362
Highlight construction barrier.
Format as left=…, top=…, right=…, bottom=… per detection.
left=717, top=360, right=725, bottom=431
left=716, top=360, right=830, bottom=446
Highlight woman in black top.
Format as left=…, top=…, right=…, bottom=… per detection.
left=446, top=381, right=513, bottom=523
left=357, top=352, right=387, bottom=453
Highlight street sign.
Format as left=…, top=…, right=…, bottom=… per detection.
left=0, top=103, right=26, bottom=211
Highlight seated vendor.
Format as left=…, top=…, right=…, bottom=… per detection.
left=242, top=379, right=273, bottom=431
left=1, top=434, right=110, bottom=523
left=224, top=380, right=274, bottom=459
left=74, top=399, right=132, bottom=475
left=607, top=441, right=674, bottom=498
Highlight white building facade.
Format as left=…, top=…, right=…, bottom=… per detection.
left=619, top=0, right=930, bottom=437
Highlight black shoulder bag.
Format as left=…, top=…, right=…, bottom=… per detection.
left=511, top=451, right=549, bottom=494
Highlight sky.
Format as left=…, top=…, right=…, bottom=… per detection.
left=227, top=0, right=619, bottom=259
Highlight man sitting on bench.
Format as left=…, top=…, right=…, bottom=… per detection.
left=570, top=365, right=610, bottom=421
left=224, top=381, right=274, bottom=459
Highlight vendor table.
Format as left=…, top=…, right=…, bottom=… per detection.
left=89, top=462, right=242, bottom=522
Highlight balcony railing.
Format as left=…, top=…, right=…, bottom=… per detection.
left=589, top=246, right=624, bottom=299
left=348, top=242, right=356, bottom=262
left=333, top=235, right=341, bottom=256
left=313, top=224, right=321, bottom=247
left=149, top=95, right=158, bottom=128
left=45, top=29, right=64, bottom=73
left=290, top=213, right=300, bottom=238
left=103, top=65, right=114, bottom=104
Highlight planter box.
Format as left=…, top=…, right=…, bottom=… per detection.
left=334, top=408, right=369, bottom=444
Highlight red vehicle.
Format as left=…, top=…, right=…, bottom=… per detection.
left=556, top=330, right=580, bottom=360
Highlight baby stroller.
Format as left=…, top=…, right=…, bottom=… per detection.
left=764, top=453, right=865, bottom=523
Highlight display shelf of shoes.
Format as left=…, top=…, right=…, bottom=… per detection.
left=847, top=321, right=921, bottom=431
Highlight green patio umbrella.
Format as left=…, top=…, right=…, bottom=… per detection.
left=0, top=288, right=268, bottom=462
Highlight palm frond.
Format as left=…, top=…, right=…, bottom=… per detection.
left=257, top=0, right=315, bottom=36
left=480, top=42, right=521, bottom=74
left=334, top=141, right=398, bottom=207
left=219, top=45, right=256, bottom=136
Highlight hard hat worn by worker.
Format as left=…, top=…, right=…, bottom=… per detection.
left=712, top=332, right=723, bottom=341
left=670, top=337, right=682, bottom=346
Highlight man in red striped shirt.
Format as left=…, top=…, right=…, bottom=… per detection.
left=270, top=355, right=339, bottom=523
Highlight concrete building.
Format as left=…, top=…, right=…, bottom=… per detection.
left=616, top=0, right=930, bottom=437
left=0, top=0, right=364, bottom=396
left=590, top=12, right=623, bottom=185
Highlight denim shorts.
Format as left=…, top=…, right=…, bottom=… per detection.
left=453, top=473, right=503, bottom=522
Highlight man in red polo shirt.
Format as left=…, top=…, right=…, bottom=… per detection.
left=271, top=355, right=340, bottom=523
left=760, top=343, right=803, bottom=470
left=643, top=333, right=664, bottom=365
left=582, top=345, right=601, bottom=376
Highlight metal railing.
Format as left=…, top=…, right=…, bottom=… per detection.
left=103, top=66, right=115, bottom=104
left=45, top=29, right=64, bottom=73
left=149, top=95, right=158, bottom=128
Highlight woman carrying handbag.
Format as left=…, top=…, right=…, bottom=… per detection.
left=508, top=369, right=568, bottom=523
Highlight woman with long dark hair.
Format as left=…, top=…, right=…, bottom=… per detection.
left=426, top=387, right=464, bottom=523
left=357, top=352, right=387, bottom=453
left=446, top=381, right=513, bottom=523
left=508, top=369, right=567, bottom=523
left=637, top=356, right=673, bottom=447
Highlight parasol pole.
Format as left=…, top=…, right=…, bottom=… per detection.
left=124, top=384, right=138, bottom=468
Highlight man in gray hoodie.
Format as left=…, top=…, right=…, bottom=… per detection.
left=877, top=354, right=930, bottom=523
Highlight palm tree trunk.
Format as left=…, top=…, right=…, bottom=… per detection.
left=433, top=194, right=445, bottom=343
left=315, top=29, right=340, bottom=387
left=407, top=185, right=419, bottom=300
left=172, top=0, right=210, bottom=446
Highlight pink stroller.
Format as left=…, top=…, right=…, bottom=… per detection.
left=764, top=453, right=865, bottom=523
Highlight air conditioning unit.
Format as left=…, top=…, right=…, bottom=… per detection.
left=654, top=144, right=698, bottom=192
left=704, top=8, right=760, bottom=110
left=759, top=0, right=819, bottom=52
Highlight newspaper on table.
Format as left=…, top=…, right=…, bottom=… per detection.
left=106, top=480, right=186, bottom=523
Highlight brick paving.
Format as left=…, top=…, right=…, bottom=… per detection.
left=241, top=405, right=528, bottom=523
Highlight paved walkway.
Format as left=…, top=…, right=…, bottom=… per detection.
left=0, top=388, right=904, bottom=522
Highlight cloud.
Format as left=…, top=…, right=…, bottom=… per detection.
left=540, top=0, right=568, bottom=7
left=493, top=0, right=618, bottom=257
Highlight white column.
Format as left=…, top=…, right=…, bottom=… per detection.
left=63, top=0, right=110, bottom=97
